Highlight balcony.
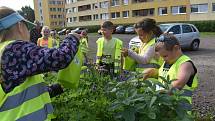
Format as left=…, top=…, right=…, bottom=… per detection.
left=78, top=4, right=91, bottom=12
left=132, top=0, right=153, bottom=3
left=79, top=15, right=92, bottom=22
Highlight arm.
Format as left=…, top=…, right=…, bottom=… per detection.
left=171, top=62, right=195, bottom=90
left=143, top=68, right=159, bottom=80
left=128, top=45, right=155, bottom=64
left=1, top=35, right=79, bottom=84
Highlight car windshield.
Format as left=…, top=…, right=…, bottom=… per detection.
left=159, top=24, right=171, bottom=32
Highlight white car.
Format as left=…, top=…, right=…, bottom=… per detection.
left=129, top=23, right=200, bottom=51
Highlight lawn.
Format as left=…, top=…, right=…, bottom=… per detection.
left=200, top=32, right=215, bottom=37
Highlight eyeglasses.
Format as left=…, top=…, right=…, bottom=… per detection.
left=156, top=35, right=171, bottom=43
left=155, top=34, right=179, bottom=45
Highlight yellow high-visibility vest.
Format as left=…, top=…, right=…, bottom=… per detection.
left=0, top=40, right=53, bottom=121
left=159, top=55, right=198, bottom=104
left=96, top=37, right=123, bottom=74
left=135, top=38, right=163, bottom=72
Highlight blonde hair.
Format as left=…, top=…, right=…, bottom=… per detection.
left=0, top=6, right=16, bottom=41
left=41, top=26, right=50, bottom=34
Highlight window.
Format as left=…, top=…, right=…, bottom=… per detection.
left=73, top=17, right=77, bottom=22
left=39, top=2, right=42, bottom=7
left=123, top=11, right=129, bottom=18
left=191, top=26, right=197, bottom=32
left=158, top=7, right=167, bottom=15
left=100, top=1, right=109, bottom=8
left=111, top=0, right=120, bottom=6
left=168, top=25, right=181, bottom=34
left=191, top=4, right=208, bottom=13
left=111, top=12, right=120, bottom=19
left=72, top=7, right=77, bottom=12
left=182, top=25, right=193, bottom=33
left=40, top=9, right=42, bottom=14
left=79, top=15, right=91, bottom=22
left=122, top=0, right=129, bottom=5
left=172, top=6, right=186, bottom=15
left=213, top=3, right=215, bottom=11
left=93, top=14, right=99, bottom=20
left=69, top=18, right=72, bottom=22
left=132, top=0, right=153, bottom=3
left=132, top=8, right=154, bottom=17
left=100, top=13, right=109, bottom=20
left=40, top=16, right=43, bottom=20
left=93, top=3, right=99, bottom=9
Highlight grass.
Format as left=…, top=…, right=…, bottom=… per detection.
left=200, top=32, right=215, bottom=37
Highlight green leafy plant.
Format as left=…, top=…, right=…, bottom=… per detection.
left=109, top=73, right=194, bottom=121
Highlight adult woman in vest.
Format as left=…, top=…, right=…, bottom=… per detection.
left=121, top=18, right=163, bottom=73
left=37, top=26, right=54, bottom=48
left=0, top=7, right=79, bottom=121
left=143, top=34, right=198, bottom=109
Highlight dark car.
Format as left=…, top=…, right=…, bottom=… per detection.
left=71, top=27, right=88, bottom=34
left=125, top=26, right=135, bottom=34
left=58, top=28, right=67, bottom=35
left=115, top=25, right=126, bottom=34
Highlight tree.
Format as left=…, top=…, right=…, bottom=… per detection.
left=17, top=6, right=35, bottom=22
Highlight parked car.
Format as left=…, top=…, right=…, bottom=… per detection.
left=58, top=28, right=67, bottom=35
left=125, top=26, right=135, bottom=34
left=71, top=27, right=88, bottom=34
left=115, top=25, right=126, bottom=34
left=129, top=23, right=200, bottom=51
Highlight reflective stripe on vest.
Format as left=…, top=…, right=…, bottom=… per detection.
left=38, top=37, right=53, bottom=48
left=0, top=82, right=47, bottom=111
left=136, top=38, right=162, bottom=72
left=96, top=37, right=123, bottom=74
left=0, top=40, right=53, bottom=121
left=16, top=103, right=53, bottom=121
left=158, top=55, right=198, bottom=103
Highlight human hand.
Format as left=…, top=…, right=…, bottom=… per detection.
left=142, top=68, right=158, bottom=80
left=121, top=48, right=129, bottom=57
left=69, top=32, right=81, bottom=41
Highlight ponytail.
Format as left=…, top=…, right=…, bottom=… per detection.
left=152, top=25, right=163, bottom=37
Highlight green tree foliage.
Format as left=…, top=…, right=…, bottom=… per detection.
left=17, top=6, right=35, bottom=22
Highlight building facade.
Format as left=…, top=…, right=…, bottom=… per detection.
left=65, top=0, right=109, bottom=27
left=33, top=0, right=215, bottom=28
left=109, top=0, right=190, bottom=25
left=34, top=0, right=65, bottom=29
left=190, top=0, right=215, bottom=21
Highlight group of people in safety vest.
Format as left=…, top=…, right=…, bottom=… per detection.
left=0, top=6, right=198, bottom=121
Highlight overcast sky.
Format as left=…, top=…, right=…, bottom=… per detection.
left=0, top=0, right=34, bottom=10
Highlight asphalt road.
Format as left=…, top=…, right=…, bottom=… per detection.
left=87, top=33, right=215, bottom=116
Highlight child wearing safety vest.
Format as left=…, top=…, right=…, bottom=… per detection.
left=37, top=26, right=54, bottom=48
left=96, top=21, right=123, bottom=76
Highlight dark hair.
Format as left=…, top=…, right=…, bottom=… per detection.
left=101, top=21, right=114, bottom=29
left=155, top=33, right=180, bottom=51
left=134, top=18, right=163, bottom=37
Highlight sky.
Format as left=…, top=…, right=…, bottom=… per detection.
left=0, top=0, right=34, bottom=10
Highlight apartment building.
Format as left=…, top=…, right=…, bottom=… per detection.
left=33, top=0, right=65, bottom=29
left=33, top=0, right=215, bottom=28
left=65, top=0, right=109, bottom=27
left=109, top=0, right=190, bottom=24
left=190, top=0, right=215, bottom=21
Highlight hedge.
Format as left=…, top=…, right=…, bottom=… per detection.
left=55, top=20, right=215, bottom=33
